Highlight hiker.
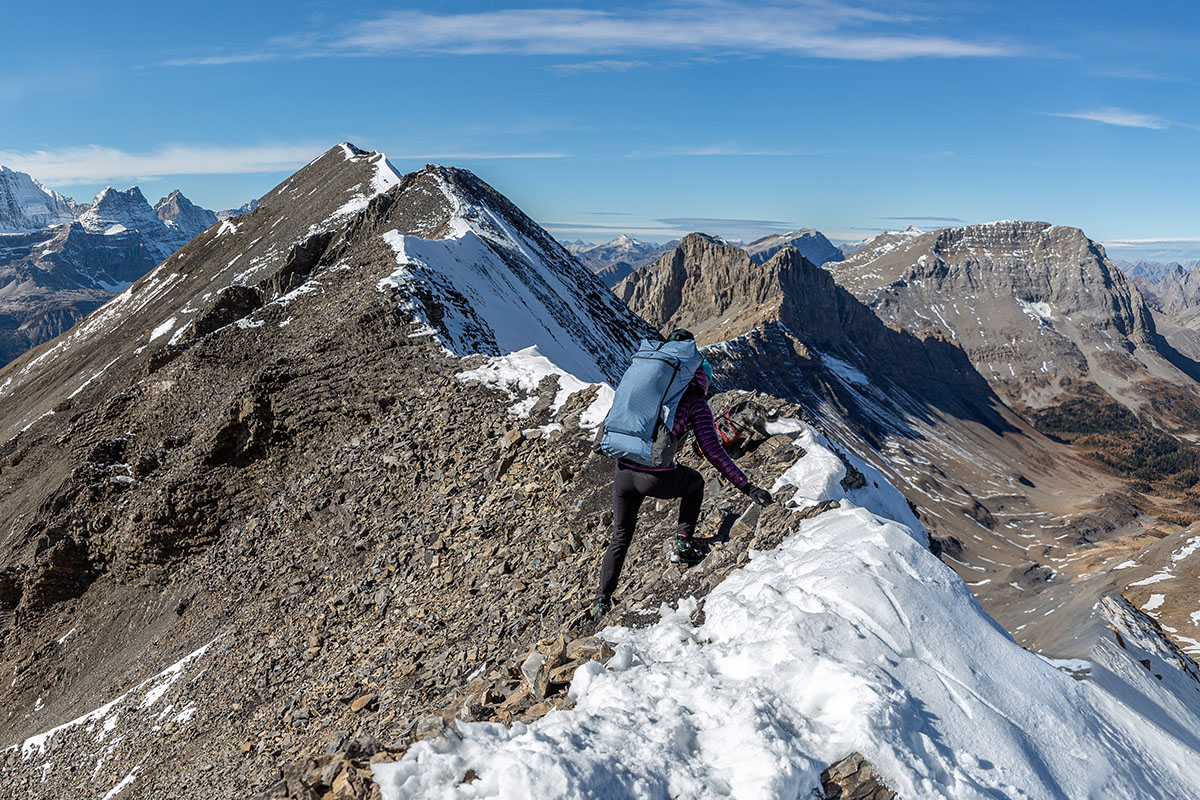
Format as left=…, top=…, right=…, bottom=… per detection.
left=594, top=330, right=773, bottom=619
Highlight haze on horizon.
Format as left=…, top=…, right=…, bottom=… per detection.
left=3, top=0, right=1198, bottom=261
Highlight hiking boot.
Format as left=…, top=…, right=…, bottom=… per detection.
left=592, top=596, right=613, bottom=623
left=671, top=534, right=707, bottom=565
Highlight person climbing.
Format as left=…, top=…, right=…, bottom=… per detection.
left=593, top=329, right=773, bottom=621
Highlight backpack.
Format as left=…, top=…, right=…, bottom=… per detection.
left=596, top=339, right=704, bottom=467
left=714, top=399, right=770, bottom=457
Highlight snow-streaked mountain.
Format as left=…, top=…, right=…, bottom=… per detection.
left=743, top=227, right=843, bottom=266
left=0, top=166, right=75, bottom=233
left=155, top=189, right=218, bottom=241
left=0, top=182, right=219, bottom=366
left=78, top=186, right=184, bottom=261
left=828, top=221, right=1200, bottom=419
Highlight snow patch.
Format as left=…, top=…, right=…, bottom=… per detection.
left=149, top=318, right=177, bottom=342
left=456, top=346, right=613, bottom=428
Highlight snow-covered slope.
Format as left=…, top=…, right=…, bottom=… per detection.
left=376, top=418, right=1200, bottom=800
left=0, top=166, right=75, bottom=232
left=378, top=166, right=654, bottom=383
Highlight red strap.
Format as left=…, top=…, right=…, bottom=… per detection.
left=718, top=410, right=740, bottom=445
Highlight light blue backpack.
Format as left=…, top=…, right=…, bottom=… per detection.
left=598, top=339, right=704, bottom=467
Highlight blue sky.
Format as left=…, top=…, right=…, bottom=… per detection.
left=2, top=0, right=1198, bottom=259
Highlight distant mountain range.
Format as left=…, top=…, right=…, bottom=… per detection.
left=1115, top=258, right=1200, bottom=363
left=0, top=166, right=255, bottom=365
left=565, top=235, right=678, bottom=287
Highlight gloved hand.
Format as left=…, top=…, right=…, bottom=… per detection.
left=746, top=485, right=773, bottom=506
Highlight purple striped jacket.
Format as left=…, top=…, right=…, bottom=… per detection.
left=619, top=368, right=750, bottom=491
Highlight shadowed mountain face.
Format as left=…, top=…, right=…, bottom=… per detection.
left=1129, top=263, right=1200, bottom=362
left=615, top=233, right=1011, bottom=436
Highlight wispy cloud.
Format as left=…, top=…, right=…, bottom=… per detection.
left=166, top=3, right=1020, bottom=67
left=0, top=143, right=327, bottom=185
left=159, top=53, right=278, bottom=67
left=545, top=214, right=801, bottom=241
left=658, top=216, right=794, bottom=230
left=1103, top=237, right=1200, bottom=246
left=547, top=59, right=650, bottom=73
left=1044, top=107, right=1167, bottom=130
left=879, top=215, right=965, bottom=222
left=0, top=143, right=567, bottom=185
left=1089, top=67, right=1185, bottom=83
left=394, top=151, right=568, bottom=160
left=1101, top=237, right=1200, bottom=262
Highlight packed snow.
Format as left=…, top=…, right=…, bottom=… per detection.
left=456, top=346, right=613, bottom=426
left=375, top=420, right=1200, bottom=800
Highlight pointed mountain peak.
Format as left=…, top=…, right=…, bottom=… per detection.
left=90, top=185, right=150, bottom=210
left=155, top=190, right=217, bottom=238
left=0, top=164, right=76, bottom=232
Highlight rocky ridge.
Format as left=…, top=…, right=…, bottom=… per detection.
left=0, top=144, right=881, bottom=798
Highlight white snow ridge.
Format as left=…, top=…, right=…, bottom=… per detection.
left=374, top=419, right=1200, bottom=799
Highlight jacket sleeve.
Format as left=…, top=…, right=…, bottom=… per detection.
left=686, top=398, right=751, bottom=491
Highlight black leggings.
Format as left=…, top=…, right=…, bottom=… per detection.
left=596, top=463, right=704, bottom=600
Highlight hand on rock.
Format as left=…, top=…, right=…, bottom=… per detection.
left=747, top=486, right=773, bottom=506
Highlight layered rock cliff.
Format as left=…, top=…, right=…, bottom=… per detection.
left=827, top=221, right=1200, bottom=421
